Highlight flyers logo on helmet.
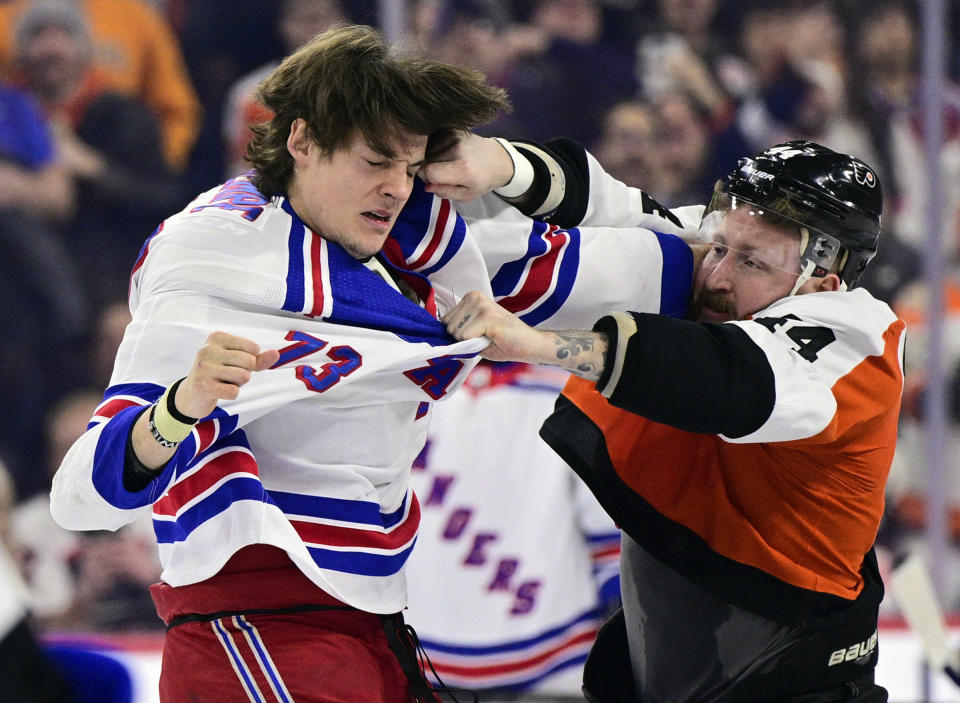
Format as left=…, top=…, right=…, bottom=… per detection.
left=853, top=163, right=877, bottom=188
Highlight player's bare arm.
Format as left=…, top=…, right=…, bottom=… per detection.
left=131, top=332, right=279, bottom=469
left=442, top=291, right=608, bottom=380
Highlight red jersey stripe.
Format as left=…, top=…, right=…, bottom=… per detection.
left=408, top=198, right=450, bottom=270
left=154, top=450, right=259, bottom=517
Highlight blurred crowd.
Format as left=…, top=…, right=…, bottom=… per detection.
left=0, top=0, right=959, bottom=638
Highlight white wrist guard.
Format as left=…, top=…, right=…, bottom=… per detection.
left=493, top=137, right=535, bottom=198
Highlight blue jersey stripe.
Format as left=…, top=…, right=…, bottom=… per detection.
left=269, top=490, right=408, bottom=528
left=654, top=231, right=693, bottom=318
left=418, top=214, right=467, bottom=277
left=586, top=531, right=621, bottom=544
left=489, top=221, right=550, bottom=295
left=508, top=381, right=566, bottom=394
left=306, top=538, right=417, bottom=577
left=92, top=385, right=246, bottom=511
left=92, top=404, right=176, bottom=510
left=281, top=198, right=306, bottom=314
left=130, top=224, right=163, bottom=276
left=102, top=382, right=164, bottom=402
left=516, top=229, right=580, bottom=327
left=154, top=476, right=267, bottom=543
left=387, top=177, right=437, bottom=261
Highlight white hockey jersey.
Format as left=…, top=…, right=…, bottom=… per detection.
left=51, top=175, right=690, bottom=613
left=404, top=362, right=620, bottom=694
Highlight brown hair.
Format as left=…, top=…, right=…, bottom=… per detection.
left=247, top=24, right=510, bottom=196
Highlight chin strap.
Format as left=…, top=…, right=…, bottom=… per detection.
left=789, top=259, right=818, bottom=297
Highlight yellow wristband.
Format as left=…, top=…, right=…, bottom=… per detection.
left=151, top=383, right=197, bottom=444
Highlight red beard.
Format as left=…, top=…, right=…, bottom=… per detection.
left=690, top=289, right=737, bottom=321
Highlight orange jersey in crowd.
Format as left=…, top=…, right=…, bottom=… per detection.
left=0, top=0, right=201, bottom=170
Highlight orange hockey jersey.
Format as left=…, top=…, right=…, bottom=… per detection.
left=542, top=287, right=905, bottom=628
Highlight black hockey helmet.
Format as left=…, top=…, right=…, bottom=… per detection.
left=716, top=140, right=882, bottom=289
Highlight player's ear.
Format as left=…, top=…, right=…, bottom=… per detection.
left=287, top=118, right=312, bottom=163
left=816, top=273, right=842, bottom=293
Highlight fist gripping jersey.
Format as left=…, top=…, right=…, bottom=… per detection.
left=51, top=174, right=692, bottom=614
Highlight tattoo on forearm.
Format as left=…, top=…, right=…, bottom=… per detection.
left=552, top=332, right=603, bottom=380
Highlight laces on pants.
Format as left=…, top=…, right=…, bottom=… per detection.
left=382, top=615, right=479, bottom=703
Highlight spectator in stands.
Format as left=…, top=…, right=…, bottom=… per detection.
left=69, top=522, right=164, bottom=632
left=591, top=99, right=660, bottom=191
left=10, top=390, right=98, bottom=626
left=0, top=460, right=75, bottom=702
left=175, top=1, right=305, bottom=191
left=10, top=389, right=163, bottom=632
left=0, top=79, right=73, bottom=222
left=409, top=0, right=522, bottom=81
left=646, top=89, right=720, bottom=207
left=222, top=0, right=349, bottom=179
left=10, top=307, right=145, bottom=631
left=590, top=93, right=733, bottom=209
left=796, top=0, right=941, bottom=307
left=0, top=0, right=201, bottom=171
left=634, top=0, right=744, bottom=166
left=645, top=0, right=727, bottom=55
left=442, top=0, right=636, bottom=143
left=846, top=0, right=960, bottom=260
left=723, top=1, right=847, bottom=156
left=13, top=0, right=185, bottom=307
left=881, top=278, right=960, bottom=611
left=404, top=361, right=620, bottom=698
left=521, top=0, right=638, bottom=144
left=0, top=74, right=89, bottom=501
